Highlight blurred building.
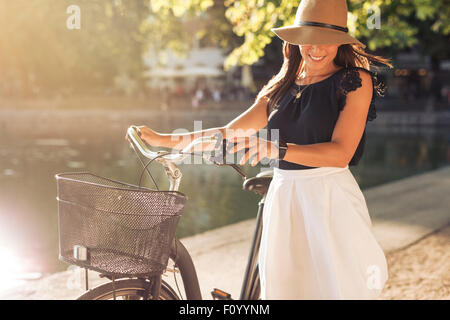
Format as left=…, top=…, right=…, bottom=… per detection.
left=143, top=44, right=227, bottom=93
left=377, top=47, right=450, bottom=111
left=142, top=33, right=258, bottom=110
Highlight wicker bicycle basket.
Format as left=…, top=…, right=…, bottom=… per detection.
left=55, top=172, right=187, bottom=277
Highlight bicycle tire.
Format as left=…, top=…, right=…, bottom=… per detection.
left=77, top=278, right=180, bottom=300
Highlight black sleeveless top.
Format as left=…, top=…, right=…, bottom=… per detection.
left=266, top=66, right=386, bottom=170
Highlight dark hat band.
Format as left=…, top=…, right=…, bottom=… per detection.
left=293, top=21, right=348, bottom=33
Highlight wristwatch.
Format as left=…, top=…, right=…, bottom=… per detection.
left=268, top=139, right=288, bottom=168
left=277, top=139, right=288, bottom=161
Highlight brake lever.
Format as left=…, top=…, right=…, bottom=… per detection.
left=209, top=132, right=247, bottom=180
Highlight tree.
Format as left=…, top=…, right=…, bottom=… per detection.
left=2, top=0, right=448, bottom=98
left=148, top=0, right=450, bottom=69
left=0, top=0, right=150, bottom=97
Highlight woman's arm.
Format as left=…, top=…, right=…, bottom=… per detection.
left=150, top=95, right=270, bottom=150
left=282, top=70, right=373, bottom=167
left=229, top=70, right=373, bottom=167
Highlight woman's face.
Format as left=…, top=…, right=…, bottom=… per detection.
left=298, top=44, right=340, bottom=71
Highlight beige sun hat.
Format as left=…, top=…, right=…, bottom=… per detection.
left=271, top=0, right=366, bottom=48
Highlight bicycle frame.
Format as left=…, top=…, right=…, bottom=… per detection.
left=239, top=197, right=264, bottom=300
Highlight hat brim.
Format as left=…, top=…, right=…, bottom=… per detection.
left=271, top=25, right=366, bottom=48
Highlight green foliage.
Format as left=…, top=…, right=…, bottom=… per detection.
left=0, top=0, right=149, bottom=96
left=1, top=0, right=448, bottom=97
left=149, top=0, right=214, bottom=17
left=147, top=0, right=449, bottom=68
left=217, top=0, right=449, bottom=67
left=221, top=0, right=293, bottom=69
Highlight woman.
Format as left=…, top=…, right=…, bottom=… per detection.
left=131, top=0, right=393, bottom=299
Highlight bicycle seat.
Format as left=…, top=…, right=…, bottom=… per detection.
left=242, top=169, right=273, bottom=195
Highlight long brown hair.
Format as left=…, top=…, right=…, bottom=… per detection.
left=256, top=42, right=394, bottom=118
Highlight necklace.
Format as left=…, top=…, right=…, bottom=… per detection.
left=294, top=73, right=310, bottom=100
left=294, top=69, right=339, bottom=100
left=296, top=67, right=342, bottom=82
left=294, top=85, right=308, bottom=100
left=294, top=72, right=314, bottom=100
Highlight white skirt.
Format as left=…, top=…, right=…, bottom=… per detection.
left=258, top=165, right=388, bottom=300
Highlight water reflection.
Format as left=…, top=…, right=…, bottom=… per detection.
left=0, top=109, right=448, bottom=276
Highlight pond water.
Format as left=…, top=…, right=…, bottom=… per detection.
left=0, top=109, right=448, bottom=278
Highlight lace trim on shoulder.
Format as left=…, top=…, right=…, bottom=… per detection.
left=337, top=66, right=386, bottom=122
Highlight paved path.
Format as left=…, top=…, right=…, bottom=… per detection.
left=2, top=166, right=449, bottom=300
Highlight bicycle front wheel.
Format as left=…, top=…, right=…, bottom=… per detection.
left=77, top=278, right=180, bottom=300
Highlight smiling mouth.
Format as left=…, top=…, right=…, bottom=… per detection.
left=309, top=54, right=325, bottom=61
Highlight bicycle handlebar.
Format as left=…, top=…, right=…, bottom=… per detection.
left=126, top=126, right=247, bottom=191
left=126, top=125, right=219, bottom=163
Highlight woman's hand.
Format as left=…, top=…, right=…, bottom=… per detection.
left=125, top=125, right=162, bottom=147
left=227, top=136, right=279, bottom=166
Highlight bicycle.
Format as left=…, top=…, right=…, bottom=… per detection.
left=55, top=125, right=274, bottom=300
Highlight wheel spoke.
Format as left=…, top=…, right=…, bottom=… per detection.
left=76, top=279, right=180, bottom=300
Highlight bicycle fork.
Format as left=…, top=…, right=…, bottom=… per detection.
left=169, top=238, right=203, bottom=300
